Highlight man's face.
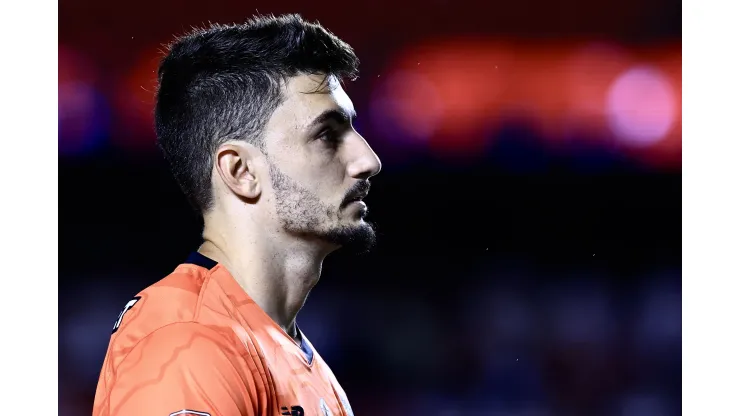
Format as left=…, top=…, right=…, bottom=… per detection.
left=260, top=74, right=382, bottom=252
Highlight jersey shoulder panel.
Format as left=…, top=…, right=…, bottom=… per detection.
left=105, top=264, right=212, bottom=372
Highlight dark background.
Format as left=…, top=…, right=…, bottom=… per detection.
left=59, top=1, right=681, bottom=415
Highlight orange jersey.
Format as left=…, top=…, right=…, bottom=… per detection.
left=93, top=252, right=355, bottom=416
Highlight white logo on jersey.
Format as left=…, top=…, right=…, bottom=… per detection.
left=319, top=399, right=332, bottom=416
left=112, top=296, right=140, bottom=333
left=169, top=410, right=211, bottom=416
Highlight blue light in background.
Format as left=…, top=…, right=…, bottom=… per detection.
left=58, top=45, right=111, bottom=157
left=58, top=83, right=111, bottom=157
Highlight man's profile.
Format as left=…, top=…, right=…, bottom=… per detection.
left=93, top=14, right=381, bottom=416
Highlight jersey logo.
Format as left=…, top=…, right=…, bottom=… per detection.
left=168, top=410, right=211, bottom=416
left=112, top=296, right=141, bottom=334
left=280, top=405, right=304, bottom=416
left=319, top=399, right=333, bottom=416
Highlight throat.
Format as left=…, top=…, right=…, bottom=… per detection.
left=199, top=239, right=325, bottom=334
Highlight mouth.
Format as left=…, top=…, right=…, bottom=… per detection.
left=349, top=194, right=367, bottom=203
left=343, top=194, right=369, bottom=212
left=346, top=191, right=368, bottom=205
left=343, top=182, right=371, bottom=208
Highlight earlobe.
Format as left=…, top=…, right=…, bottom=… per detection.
left=215, top=143, right=262, bottom=201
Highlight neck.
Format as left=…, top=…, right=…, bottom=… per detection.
left=199, top=219, right=332, bottom=338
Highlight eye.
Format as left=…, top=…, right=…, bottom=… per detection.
left=317, top=127, right=341, bottom=146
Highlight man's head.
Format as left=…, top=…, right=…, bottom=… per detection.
left=155, top=14, right=382, bottom=253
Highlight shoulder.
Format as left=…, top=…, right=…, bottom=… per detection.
left=105, top=264, right=231, bottom=368
left=118, top=321, right=247, bottom=371
left=111, top=318, right=267, bottom=390
left=113, top=264, right=207, bottom=334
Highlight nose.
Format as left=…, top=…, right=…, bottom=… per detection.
left=346, top=132, right=382, bottom=180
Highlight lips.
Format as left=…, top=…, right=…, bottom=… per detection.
left=344, top=197, right=363, bottom=207
left=343, top=182, right=371, bottom=206
left=350, top=193, right=367, bottom=202
left=343, top=193, right=368, bottom=208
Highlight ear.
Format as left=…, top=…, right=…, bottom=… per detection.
left=214, top=142, right=262, bottom=200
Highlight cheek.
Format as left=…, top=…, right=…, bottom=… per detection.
left=306, top=159, right=347, bottom=193
left=291, top=145, right=348, bottom=203
left=313, top=180, right=344, bottom=206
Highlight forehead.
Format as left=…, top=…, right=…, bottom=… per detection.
left=267, top=74, right=355, bottom=134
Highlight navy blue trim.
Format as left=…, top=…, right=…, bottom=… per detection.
left=296, top=326, right=314, bottom=365
left=186, top=252, right=218, bottom=270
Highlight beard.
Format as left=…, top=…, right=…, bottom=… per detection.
left=267, top=160, right=377, bottom=254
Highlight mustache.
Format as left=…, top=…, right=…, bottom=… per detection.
left=341, top=181, right=371, bottom=206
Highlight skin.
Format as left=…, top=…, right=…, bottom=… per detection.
left=199, top=73, right=382, bottom=340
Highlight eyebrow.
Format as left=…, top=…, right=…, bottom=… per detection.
left=306, top=108, right=356, bottom=131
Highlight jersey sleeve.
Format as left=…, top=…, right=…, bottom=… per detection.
left=103, top=322, right=266, bottom=416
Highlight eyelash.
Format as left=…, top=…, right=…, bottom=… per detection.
left=318, top=128, right=341, bottom=144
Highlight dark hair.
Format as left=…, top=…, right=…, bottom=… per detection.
left=155, top=14, right=360, bottom=213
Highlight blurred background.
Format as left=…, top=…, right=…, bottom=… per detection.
left=59, top=1, right=681, bottom=415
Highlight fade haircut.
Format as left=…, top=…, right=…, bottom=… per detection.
left=155, top=14, right=360, bottom=213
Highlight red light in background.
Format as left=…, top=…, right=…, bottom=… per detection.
left=506, top=45, right=571, bottom=139
left=382, top=40, right=514, bottom=155
left=417, top=41, right=512, bottom=134
left=59, top=46, right=97, bottom=85
left=379, top=39, right=681, bottom=167
left=112, top=47, right=161, bottom=152
left=643, top=52, right=682, bottom=169
left=562, top=44, right=633, bottom=139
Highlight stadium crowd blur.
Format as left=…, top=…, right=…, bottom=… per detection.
left=59, top=0, right=681, bottom=415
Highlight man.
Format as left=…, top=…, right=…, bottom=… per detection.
left=93, top=14, right=381, bottom=416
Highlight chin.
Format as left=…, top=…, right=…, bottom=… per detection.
left=320, top=221, right=377, bottom=254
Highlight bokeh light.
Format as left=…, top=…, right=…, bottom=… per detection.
left=420, top=43, right=510, bottom=156
left=58, top=46, right=110, bottom=156
left=113, top=47, right=161, bottom=151
left=563, top=43, right=633, bottom=139
left=370, top=70, right=444, bottom=146
left=606, top=66, right=677, bottom=148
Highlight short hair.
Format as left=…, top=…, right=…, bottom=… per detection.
left=155, top=14, right=360, bottom=213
